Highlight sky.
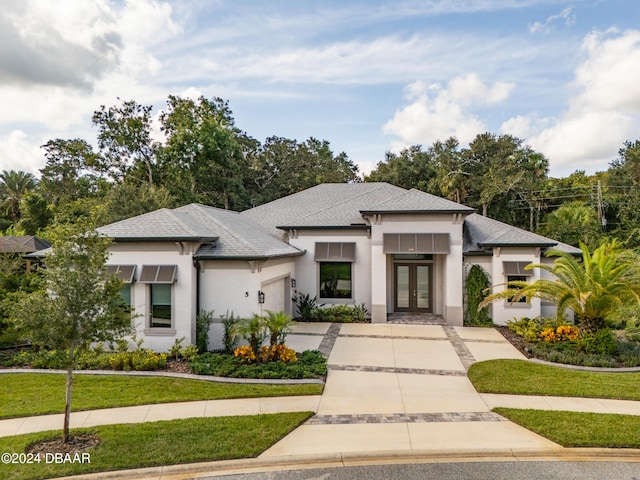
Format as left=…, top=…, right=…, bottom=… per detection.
left=1, top=0, right=639, bottom=180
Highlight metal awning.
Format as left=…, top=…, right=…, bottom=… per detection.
left=314, top=242, right=356, bottom=261
left=502, top=261, right=534, bottom=276
left=105, top=265, right=136, bottom=283
left=138, top=265, right=177, bottom=283
left=383, top=233, right=450, bottom=254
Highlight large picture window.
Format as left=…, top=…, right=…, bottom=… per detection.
left=320, top=262, right=352, bottom=299
left=150, top=283, right=172, bottom=327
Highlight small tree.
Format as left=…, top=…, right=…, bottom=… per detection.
left=8, top=222, right=130, bottom=443
left=263, top=310, right=295, bottom=348
left=464, top=265, right=492, bottom=326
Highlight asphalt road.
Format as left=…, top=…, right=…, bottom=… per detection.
left=201, top=461, right=640, bottom=480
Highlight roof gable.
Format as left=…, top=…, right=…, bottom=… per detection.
left=242, top=183, right=473, bottom=233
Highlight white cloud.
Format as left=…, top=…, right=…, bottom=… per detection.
left=513, top=29, right=640, bottom=175
left=529, top=7, right=575, bottom=35
left=383, top=75, right=513, bottom=149
left=0, top=131, right=43, bottom=176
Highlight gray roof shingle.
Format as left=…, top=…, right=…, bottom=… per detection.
left=242, top=183, right=471, bottom=236
left=463, top=213, right=581, bottom=254
left=98, top=205, right=302, bottom=259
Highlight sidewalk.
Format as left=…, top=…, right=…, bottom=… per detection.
left=3, top=322, right=640, bottom=479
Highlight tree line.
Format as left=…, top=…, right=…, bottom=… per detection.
left=1, top=94, right=640, bottom=251
left=2, top=95, right=360, bottom=236
left=365, top=135, right=640, bottom=250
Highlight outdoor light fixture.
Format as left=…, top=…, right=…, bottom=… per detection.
left=258, top=291, right=265, bottom=304
left=291, top=278, right=296, bottom=288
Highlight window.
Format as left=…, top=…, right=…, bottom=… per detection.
left=139, top=265, right=177, bottom=329
left=506, top=275, right=528, bottom=303
left=150, top=284, right=172, bottom=327
left=320, top=262, right=352, bottom=299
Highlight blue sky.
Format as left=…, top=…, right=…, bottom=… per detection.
left=1, top=0, right=639, bottom=179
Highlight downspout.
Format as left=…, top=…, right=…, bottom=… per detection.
left=193, top=258, right=201, bottom=317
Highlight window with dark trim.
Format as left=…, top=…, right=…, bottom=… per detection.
left=506, top=275, right=528, bottom=303
left=319, top=262, right=352, bottom=299
left=150, top=283, right=172, bottom=327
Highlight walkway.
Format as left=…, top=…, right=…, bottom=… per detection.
left=2, top=322, right=640, bottom=452
left=261, top=323, right=566, bottom=457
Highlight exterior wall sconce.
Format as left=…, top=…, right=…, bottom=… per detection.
left=258, top=291, right=265, bottom=304
left=290, top=278, right=296, bottom=288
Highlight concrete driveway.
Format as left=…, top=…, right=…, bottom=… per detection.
left=262, top=323, right=560, bottom=457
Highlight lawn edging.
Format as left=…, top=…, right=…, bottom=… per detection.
left=528, top=358, right=640, bottom=373
left=0, top=368, right=325, bottom=385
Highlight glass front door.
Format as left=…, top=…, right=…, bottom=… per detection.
left=394, top=263, right=432, bottom=312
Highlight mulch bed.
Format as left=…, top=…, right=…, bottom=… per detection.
left=26, top=433, right=100, bottom=456
left=496, top=326, right=534, bottom=358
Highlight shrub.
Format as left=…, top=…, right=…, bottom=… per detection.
left=191, top=349, right=326, bottom=379
left=464, top=265, right=492, bottom=326
left=576, top=329, right=617, bottom=356
left=292, top=292, right=323, bottom=321
left=196, top=309, right=215, bottom=353
left=507, top=317, right=561, bottom=342
left=221, top=311, right=239, bottom=354
left=312, top=304, right=364, bottom=322
left=540, top=325, right=580, bottom=343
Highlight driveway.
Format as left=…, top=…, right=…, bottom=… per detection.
left=262, top=322, right=560, bottom=457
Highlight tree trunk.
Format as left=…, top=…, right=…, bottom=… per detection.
left=482, top=203, right=488, bottom=217
left=63, top=348, right=74, bottom=443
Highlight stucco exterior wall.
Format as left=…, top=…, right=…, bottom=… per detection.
left=107, top=241, right=198, bottom=353
left=481, top=247, right=543, bottom=326
left=289, top=230, right=371, bottom=310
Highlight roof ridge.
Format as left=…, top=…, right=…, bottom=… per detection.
left=187, top=204, right=263, bottom=255
left=276, top=183, right=403, bottom=226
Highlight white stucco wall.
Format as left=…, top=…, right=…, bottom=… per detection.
left=479, top=247, right=543, bottom=326
left=107, top=241, right=199, bottom=353
left=289, top=230, right=371, bottom=310
left=199, top=257, right=296, bottom=351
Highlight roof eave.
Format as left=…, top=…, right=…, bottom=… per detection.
left=195, top=251, right=306, bottom=261
left=360, top=209, right=474, bottom=215
left=276, top=225, right=370, bottom=231
left=110, top=236, right=219, bottom=243
left=478, top=242, right=557, bottom=248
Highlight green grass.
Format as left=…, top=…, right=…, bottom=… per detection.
left=0, top=373, right=323, bottom=419
left=468, top=359, right=640, bottom=400
left=0, top=412, right=312, bottom=480
left=495, top=408, right=640, bottom=447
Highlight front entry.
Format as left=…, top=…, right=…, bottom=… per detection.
left=394, top=263, right=432, bottom=312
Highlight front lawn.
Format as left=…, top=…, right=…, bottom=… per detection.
left=496, top=408, right=640, bottom=448
left=468, top=359, right=640, bottom=400
left=0, top=412, right=312, bottom=480
left=0, top=373, right=323, bottom=419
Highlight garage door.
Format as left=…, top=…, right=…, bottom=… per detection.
left=261, top=277, right=290, bottom=315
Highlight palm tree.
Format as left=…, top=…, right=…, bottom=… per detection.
left=480, top=239, right=640, bottom=332
left=0, top=170, right=36, bottom=223
left=263, top=310, right=295, bottom=348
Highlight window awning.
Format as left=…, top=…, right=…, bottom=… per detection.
left=383, top=233, right=450, bottom=254
left=503, top=261, right=534, bottom=276
left=105, top=265, right=136, bottom=283
left=139, top=265, right=177, bottom=283
left=314, top=242, right=356, bottom=261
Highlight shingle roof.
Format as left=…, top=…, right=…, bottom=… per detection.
left=362, top=189, right=474, bottom=214
left=0, top=236, right=50, bottom=253
left=97, top=205, right=302, bottom=259
left=242, top=183, right=471, bottom=236
left=463, top=214, right=581, bottom=254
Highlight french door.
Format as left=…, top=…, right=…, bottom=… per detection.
left=394, top=263, right=432, bottom=312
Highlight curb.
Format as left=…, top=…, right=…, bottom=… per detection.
left=55, top=448, right=640, bottom=480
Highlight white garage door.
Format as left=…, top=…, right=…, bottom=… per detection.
left=261, top=277, right=290, bottom=315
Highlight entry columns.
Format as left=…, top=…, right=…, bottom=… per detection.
left=370, top=243, right=387, bottom=323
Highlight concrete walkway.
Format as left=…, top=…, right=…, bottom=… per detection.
left=261, top=323, right=565, bottom=457
left=3, top=322, right=640, bottom=473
